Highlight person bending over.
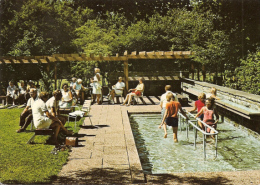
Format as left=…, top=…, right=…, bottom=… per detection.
left=108, top=77, right=125, bottom=104
left=121, top=78, right=144, bottom=106
left=159, top=93, right=189, bottom=142
left=32, top=92, right=73, bottom=145
left=17, top=88, right=38, bottom=133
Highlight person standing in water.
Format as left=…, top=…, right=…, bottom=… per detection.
left=159, top=93, right=189, bottom=142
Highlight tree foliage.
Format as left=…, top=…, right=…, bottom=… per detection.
left=235, top=49, right=260, bottom=95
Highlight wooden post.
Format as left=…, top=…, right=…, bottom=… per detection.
left=197, top=67, right=200, bottom=81
left=202, top=65, right=206, bottom=81
left=191, top=63, right=195, bottom=80
left=124, top=60, right=129, bottom=92
left=54, top=62, right=57, bottom=90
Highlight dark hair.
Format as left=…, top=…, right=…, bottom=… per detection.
left=39, top=92, right=48, bottom=99
left=206, top=97, right=215, bottom=105
left=62, top=83, right=68, bottom=88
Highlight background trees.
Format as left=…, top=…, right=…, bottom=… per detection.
left=0, top=0, right=259, bottom=94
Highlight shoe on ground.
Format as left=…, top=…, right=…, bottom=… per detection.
left=16, top=128, right=24, bottom=133
left=111, top=101, right=114, bottom=105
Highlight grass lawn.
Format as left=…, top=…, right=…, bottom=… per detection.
left=0, top=108, right=84, bottom=184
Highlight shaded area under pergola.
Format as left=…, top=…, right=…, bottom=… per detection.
left=0, top=50, right=194, bottom=90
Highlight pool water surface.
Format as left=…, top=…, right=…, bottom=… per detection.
left=129, top=114, right=260, bottom=174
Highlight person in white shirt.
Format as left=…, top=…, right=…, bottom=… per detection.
left=32, top=92, right=73, bottom=145
left=18, top=81, right=29, bottom=105
left=91, top=68, right=102, bottom=105
left=46, top=90, right=67, bottom=125
left=17, top=88, right=38, bottom=133
left=59, top=83, right=73, bottom=108
left=108, top=77, right=125, bottom=104
left=121, top=78, right=144, bottom=106
left=160, top=85, right=177, bottom=121
left=6, top=81, right=18, bottom=106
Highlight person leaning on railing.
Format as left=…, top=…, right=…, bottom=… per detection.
left=189, top=92, right=206, bottom=129
left=195, top=97, right=219, bottom=139
left=121, top=77, right=144, bottom=106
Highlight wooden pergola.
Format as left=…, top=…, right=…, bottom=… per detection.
left=0, top=51, right=194, bottom=90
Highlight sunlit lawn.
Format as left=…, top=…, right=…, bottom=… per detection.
left=0, top=108, right=84, bottom=184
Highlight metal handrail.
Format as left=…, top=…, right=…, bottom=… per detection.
left=178, top=110, right=218, bottom=159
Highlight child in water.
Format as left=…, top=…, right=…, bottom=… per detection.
left=159, top=92, right=189, bottom=142
left=195, top=97, right=219, bottom=138
left=189, top=92, right=206, bottom=128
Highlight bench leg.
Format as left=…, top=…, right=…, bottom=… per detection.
left=27, top=134, right=36, bottom=144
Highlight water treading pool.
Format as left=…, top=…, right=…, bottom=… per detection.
left=129, top=114, right=260, bottom=174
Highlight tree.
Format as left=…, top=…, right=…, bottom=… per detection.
left=235, top=49, right=260, bottom=95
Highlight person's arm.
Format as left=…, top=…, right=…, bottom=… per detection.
left=73, top=84, right=76, bottom=90
left=21, top=106, right=30, bottom=115
left=195, top=107, right=204, bottom=118
left=67, top=91, right=73, bottom=102
left=211, top=94, right=220, bottom=100
left=179, top=106, right=189, bottom=120
left=45, top=111, right=62, bottom=124
left=159, top=109, right=168, bottom=128
left=51, top=107, right=56, bottom=117
left=189, top=104, right=197, bottom=113
left=6, top=87, right=10, bottom=95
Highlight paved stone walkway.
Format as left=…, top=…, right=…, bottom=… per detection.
left=55, top=102, right=260, bottom=184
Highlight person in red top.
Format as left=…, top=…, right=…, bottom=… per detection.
left=189, top=93, right=206, bottom=128
left=195, top=98, right=219, bottom=138
left=159, top=92, right=189, bottom=142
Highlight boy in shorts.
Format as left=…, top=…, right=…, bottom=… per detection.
left=159, top=92, right=189, bottom=142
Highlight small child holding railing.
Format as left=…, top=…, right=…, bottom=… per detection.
left=195, top=97, right=219, bottom=138
left=189, top=92, right=206, bottom=128
left=159, top=92, right=189, bottom=143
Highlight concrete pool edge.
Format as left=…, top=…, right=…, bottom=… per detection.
left=122, top=109, right=146, bottom=183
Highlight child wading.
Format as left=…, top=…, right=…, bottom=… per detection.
left=159, top=93, right=189, bottom=142
left=195, top=98, right=219, bottom=138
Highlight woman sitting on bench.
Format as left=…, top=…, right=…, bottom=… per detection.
left=59, top=83, right=73, bottom=109
left=121, top=78, right=144, bottom=106
left=32, top=92, right=73, bottom=145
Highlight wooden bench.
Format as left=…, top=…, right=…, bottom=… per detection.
left=27, top=129, right=53, bottom=144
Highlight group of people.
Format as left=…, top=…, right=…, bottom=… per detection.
left=17, top=88, right=73, bottom=145
left=4, top=80, right=39, bottom=106
left=158, top=86, right=220, bottom=143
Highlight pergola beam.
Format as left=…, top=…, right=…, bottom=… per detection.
left=0, top=51, right=194, bottom=64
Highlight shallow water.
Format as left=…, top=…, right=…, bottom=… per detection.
left=129, top=114, right=260, bottom=174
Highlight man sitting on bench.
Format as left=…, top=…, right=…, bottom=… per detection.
left=46, top=90, right=67, bottom=125
left=32, top=92, right=73, bottom=145
left=17, top=88, right=38, bottom=133
left=108, top=77, right=125, bottom=104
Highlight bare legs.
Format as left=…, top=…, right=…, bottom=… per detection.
left=92, top=94, right=101, bottom=104
left=50, top=120, right=73, bottom=144
left=122, top=93, right=135, bottom=105
left=173, top=127, right=178, bottom=142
